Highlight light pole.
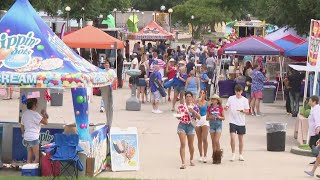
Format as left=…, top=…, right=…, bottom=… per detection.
left=191, top=15, right=194, bottom=39
left=65, top=6, right=71, bottom=32
left=81, top=7, right=85, bottom=28
left=141, top=12, right=144, bottom=26
left=113, top=8, right=117, bottom=27
left=168, top=8, right=173, bottom=33
left=160, top=5, right=166, bottom=26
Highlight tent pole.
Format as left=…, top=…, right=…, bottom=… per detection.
left=115, top=42, right=118, bottom=70
left=280, top=56, right=285, bottom=101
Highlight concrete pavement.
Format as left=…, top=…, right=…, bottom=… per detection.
left=0, top=86, right=316, bottom=180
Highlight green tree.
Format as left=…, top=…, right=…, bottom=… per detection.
left=255, top=0, right=320, bottom=35
left=172, top=0, right=231, bottom=38
left=132, top=0, right=186, bottom=11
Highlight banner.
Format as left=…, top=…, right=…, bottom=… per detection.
left=308, top=19, right=320, bottom=66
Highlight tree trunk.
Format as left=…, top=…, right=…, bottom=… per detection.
left=210, top=22, right=216, bottom=32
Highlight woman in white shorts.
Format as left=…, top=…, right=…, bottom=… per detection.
left=195, top=89, right=209, bottom=163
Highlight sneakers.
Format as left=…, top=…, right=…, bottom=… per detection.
left=256, top=113, right=264, bottom=117
left=304, top=171, right=314, bottom=176
left=239, top=155, right=245, bottom=161
left=203, top=157, right=207, bottom=163
left=152, top=109, right=163, bottom=114
left=100, top=107, right=105, bottom=113
left=198, top=157, right=203, bottom=162
left=230, top=154, right=236, bottom=161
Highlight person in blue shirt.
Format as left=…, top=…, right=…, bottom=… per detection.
left=149, top=64, right=163, bottom=114
left=171, top=66, right=188, bottom=111
left=200, top=65, right=210, bottom=99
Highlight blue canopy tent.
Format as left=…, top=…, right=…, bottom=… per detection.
left=285, top=42, right=308, bottom=57
left=273, top=39, right=297, bottom=51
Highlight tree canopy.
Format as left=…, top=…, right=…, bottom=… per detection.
left=255, top=0, right=320, bottom=35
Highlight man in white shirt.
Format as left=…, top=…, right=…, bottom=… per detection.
left=130, top=53, right=139, bottom=70
left=225, top=84, right=250, bottom=161
left=305, top=96, right=320, bottom=177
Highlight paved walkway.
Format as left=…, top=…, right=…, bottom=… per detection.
left=0, top=86, right=316, bottom=179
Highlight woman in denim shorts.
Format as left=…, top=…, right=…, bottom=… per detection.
left=207, top=94, right=225, bottom=164
left=176, top=92, right=200, bottom=169
left=21, top=98, right=49, bottom=163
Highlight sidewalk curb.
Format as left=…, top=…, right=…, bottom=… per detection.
left=290, top=146, right=314, bottom=157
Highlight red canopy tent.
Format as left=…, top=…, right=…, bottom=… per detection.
left=129, top=21, right=174, bottom=40
left=63, top=25, right=124, bottom=49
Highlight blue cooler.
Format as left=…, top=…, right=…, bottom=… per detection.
left=21, top=163, right=39, bottom=176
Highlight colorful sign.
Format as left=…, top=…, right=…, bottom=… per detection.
left=12, top=127, right=63, bottom=161
left=308, top=19, right=320, bottom=66
left=0, top=0, right=115, bottom=88
left=110, top=127, right=139, bottom=171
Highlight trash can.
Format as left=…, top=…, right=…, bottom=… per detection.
left=50, top=88, right=64, bottom=106
left=263, top=85, right=276, bottom=103
left=266, top=123, right=287, bottom=151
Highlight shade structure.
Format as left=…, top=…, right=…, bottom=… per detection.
left=129, top=21, right=174, bottom=40
left=0, top=0, right=115, bottom=88
left=273, top=34, right=306, bottom=51
left=265, top=27, right=306, bottom=42
left=285, top=41, right=308, bottom=57
left=219, top=36, right=284, bottom=56
left=63, top=25, right=124, bottom=49
left=102, top=14, right=115, bottom=28
left=127, top=15, right=139, bottom=33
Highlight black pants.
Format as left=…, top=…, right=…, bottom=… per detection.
left=309, top=135, right=320, bottom=149
left=206, top=83, right=211, bottom=99
left=117, top=68, right=123, bottom=88
left=284, top=89, right=291, bottom=113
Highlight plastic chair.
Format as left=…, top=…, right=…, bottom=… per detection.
left=49, top=134, right=83, bottom=180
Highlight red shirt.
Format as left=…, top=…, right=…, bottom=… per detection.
left=177, top=104, right=200, bottom=124
left=207, top=105, right=224, bottom=120
left=167, top=65, right=176, bottom=80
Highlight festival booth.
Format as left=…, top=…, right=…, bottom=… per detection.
left=217, top=36, right=284, bottom=101
left=128, top=21, right=174, bottom=41
left=63, top=25, right=124, bottom=68
left=0, top=0, right=115, bottom=177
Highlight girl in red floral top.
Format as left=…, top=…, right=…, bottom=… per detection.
left=176, top=91, right=200, bottom=169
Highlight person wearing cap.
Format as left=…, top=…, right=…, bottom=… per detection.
left=149, top=64, right=163, bottom=113
left=21, top=98, right=49, bottom=163
left=225, top=84, right=250, bottom=162
left=167, top=58, right=177, bottom=101
left=207, top=94, right=225, bottom=164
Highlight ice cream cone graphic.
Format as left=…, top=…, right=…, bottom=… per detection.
left=0, top=48, right=13, bottom=60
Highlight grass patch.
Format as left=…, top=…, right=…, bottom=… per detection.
left=299, top=144, right=311, bottom=151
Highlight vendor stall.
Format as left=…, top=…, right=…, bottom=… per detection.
left=217, top=36, right=285, bottom=100
left=128, top=21, right=174, bottom=41
left=0, top=0, right=115, bottom=177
